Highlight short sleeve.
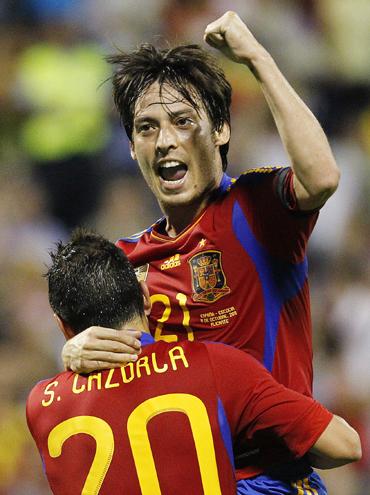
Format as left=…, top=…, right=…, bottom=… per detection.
left=205, top=342, right=332, bottom=458
left=232, top=168, right=319, bottom=261
left=275, top=167, right=297, bottom=211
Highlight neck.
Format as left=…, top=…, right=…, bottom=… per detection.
left=164, top=201, right=207, bottom=237
left=162, top=174, right=224, bottom=238
left=120, top=314, right=150, bottom=334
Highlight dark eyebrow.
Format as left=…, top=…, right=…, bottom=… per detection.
left=134, top=108, right=196, bottom=125
left=169, top=109, right=197, bottom=118
left=134, top=116, right=157, bottom=125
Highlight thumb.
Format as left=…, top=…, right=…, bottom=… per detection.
left=204, top=31, right=225, bottom=49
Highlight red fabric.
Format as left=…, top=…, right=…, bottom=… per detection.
left=206, top=342, right=332, bottom=476
left=116, top=169, right=320, bottom=477
left=27, top=340, right=331, bottom=493
left=117, top=169, right=318, bottom=396
left=27, top=340, right=237, bottom=495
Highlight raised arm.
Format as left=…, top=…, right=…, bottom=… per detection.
left=204, top=11, right=340, bottom=210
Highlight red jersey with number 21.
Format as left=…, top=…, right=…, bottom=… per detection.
left=118, top=168, right=318, bottom=395
left=117, top=168, right=319, bottom=478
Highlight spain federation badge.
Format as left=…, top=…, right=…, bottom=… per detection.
left=189, top=250, right=230, bottom=303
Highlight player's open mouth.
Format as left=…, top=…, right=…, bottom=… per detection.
left=158, top=161, right=188, bottom=189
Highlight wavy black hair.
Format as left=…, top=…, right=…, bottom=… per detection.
left=107, top=43, right=232, bottom=170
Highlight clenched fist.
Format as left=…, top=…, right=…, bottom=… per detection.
left=204, top=11, right=265, bottom=67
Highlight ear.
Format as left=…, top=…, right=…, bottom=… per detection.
left=139, top=281, right=152, bottom=316
left=130, top=140, right=136, bottom=161
left=214, top=122, right=230, bottom=146
left=54, top=314, right=75, bottom=340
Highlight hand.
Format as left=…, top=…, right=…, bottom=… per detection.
left=204, top=11, right=264, bottom=66
left=62, top=326, right=142, bottom=373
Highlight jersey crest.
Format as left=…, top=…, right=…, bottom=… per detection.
left=189, top=250, right=230, bottom=303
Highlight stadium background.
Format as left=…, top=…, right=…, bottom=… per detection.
left=0, top=1, right=369, bottom=493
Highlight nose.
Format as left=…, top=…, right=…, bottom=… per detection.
left=155, top=124, right=177, bottom=156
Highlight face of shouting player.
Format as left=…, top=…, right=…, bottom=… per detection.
left=130, top=82, right=230, bottom=215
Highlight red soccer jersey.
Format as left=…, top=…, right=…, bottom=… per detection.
left=117, top=168, right=319, bottom=478
left=117, top=168, right=318, bottom=396
left=27, top=335, right=331, bottom=494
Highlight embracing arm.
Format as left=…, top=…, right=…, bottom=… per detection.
left=62, top=327, right=142, bottom=373
left=204, top=11, right=340, bottom=210
left=308, top=415, right=362, bottom=469
left=207, top=343, right=361, bottom=470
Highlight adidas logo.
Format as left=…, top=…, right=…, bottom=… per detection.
left=160, top=254, right=181, bottom=270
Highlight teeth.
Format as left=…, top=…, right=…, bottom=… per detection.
left=164, top=177, right=184, bottom=184
left=159, top=161, right=183, bottom=169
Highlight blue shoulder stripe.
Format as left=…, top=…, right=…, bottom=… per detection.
left=217, top=397, right=235, bottom=470
left=117, top=217, right=165, bottom=243
left=221, top=167, right=285, bottom=194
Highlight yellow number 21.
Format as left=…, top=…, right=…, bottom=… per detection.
left=150, top=292, right=194, bottom=342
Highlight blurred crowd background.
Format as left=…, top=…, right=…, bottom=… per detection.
left=0, top=0, right=369, bottom=493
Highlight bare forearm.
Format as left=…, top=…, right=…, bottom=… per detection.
left=309, top=415, right=362, bottom=469
left=307, top=452, right=351, bottom=470
left=204, top=11, right=340, bottom=209
left=247, top=49, right=339, bottom=208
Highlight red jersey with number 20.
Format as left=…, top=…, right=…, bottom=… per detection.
left=27, top=335, right=332, bottom=495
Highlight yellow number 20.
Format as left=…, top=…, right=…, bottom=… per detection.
left=47, top=393, right=222, bottom=494
left=48, top=416, right=114, bottom=495
left=127, top=393, right=221, bottom=494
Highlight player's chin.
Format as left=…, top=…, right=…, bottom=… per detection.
left=159, top=189, right=198, bottom=207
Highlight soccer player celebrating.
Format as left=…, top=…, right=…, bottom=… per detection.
left=62, top=12, right=341, bottom=493
left=27, top=230, right=360, bottom=494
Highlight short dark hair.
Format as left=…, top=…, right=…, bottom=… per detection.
left=107, top=43, right=232, bottom=170
left=47, top=229, right=144, bottom=334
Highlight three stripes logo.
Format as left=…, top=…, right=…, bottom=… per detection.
left=160, top=254, right=181, bottom=271
left=291, top=478, right=319, bottom=495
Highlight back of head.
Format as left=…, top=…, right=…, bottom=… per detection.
left=107, top=43, right=232, bottom=170
left=47, top=228, right=144, bottom=334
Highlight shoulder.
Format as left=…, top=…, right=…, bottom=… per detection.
left=201, top=341, right=262, bottom=373
left=197, top=343, right=276, bottom=406
left=210, top=168, right=286, bottom=209
left=116, top=217, right=165, bottom=247
left=117, top=228, right=152, bottom=246
left=28, top=373, right=62, bottom=392
left=234, top=165, right=287, bottom=188
left=26, top=372, right=69, bottom=421
left=227, top=166, right=300, bottom=219
left=160, top=340, right=239, bottom=367
left=219, top=166, right=288, bottom=205
left=27, top=372, right=71, bottom=399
